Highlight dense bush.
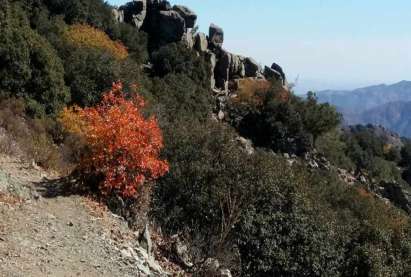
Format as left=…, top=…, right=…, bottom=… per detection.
left=153, top=120, right=290, bottom=257
left=43, top=0, right=116, bottom=31
left=237, top=166, right=411, bottom=276
left=147, top=74, right=212, bottom=123
left=299, top=91, right=342, bottom=145
left=63, top=47, right=120, bottom=106
left=151, top=43, right=210, bottom=87
left=60, top=82, right=169, bottom=198
left=0, top=2, right=69, bottom=115
left=64, top=24, right=128, bottom=60
left=110, top=23, right=148, bottom=63
left=154, top=118, right=411, bottom=276
left=316, top=129, right=355, bottom=170
left=229, top=83, right=340, bottom=155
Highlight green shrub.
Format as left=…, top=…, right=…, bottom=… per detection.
left=151, top=43, right=210, bottom=87
left=233, top=91, right=312, bottom=155
left=317, top=129, right=355, bottom=170
left=64, top=47, right=120, bottom=106
left=110, top=23, right=148, bottom=63
left=43, top=0, right=115, bottom=31
left=147, top=74, right=212, bottom=123
left=0, top=2, right=69, bottom=115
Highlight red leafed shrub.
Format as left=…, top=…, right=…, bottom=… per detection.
left=60, top=82, right=169, bottom=198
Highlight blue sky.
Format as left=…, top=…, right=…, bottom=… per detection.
left=109, top=0, right=411, bottom=92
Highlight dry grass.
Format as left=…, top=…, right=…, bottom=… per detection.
left=233, top=78, right=290, bottom=106
left=0, top=98, right=75, bottom=173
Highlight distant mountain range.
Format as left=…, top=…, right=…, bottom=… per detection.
left=316, top=81, right=411, bottom=137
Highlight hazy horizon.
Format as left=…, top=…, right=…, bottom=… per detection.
left=109, top=0, right=411, bottom=93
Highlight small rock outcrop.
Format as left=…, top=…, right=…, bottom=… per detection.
left=112, top=8, right=124, bottom=23
left=157, top=10, right=186, bottom=43
left=207, top=52, right=217, bottom=89
left=271, top=62, right=286, bottom=84
left=171, top=235, right=193, bottom=268
left=138, top=224, right=153, bottom=257
left=209, top=23, right=224, bottom=48
left=381, top=182, right=411, bottom=214
left=215, top=49, right=232, bottom=91
left=119, top=0, right=147, bottom=29
left=264, top=65, right=281, bottom=80
left=173, top=5, right=197, bottom=28
left=194, top=32, right=208, bottom=52
left=199, top=258, right=233, bottom=277
left=229, top=54, right=246, bottom=78
left=244, top=57, right=260, bottom=77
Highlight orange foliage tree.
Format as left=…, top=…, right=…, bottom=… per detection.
left=64, top=24, right=128, bottom=60
left=59, top=82, right=169, bottom=198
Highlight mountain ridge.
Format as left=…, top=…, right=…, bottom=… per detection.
left=317, top=80, right=411, bottom=137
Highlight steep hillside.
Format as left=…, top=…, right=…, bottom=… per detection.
left=1, top=0, right=411, bottom=276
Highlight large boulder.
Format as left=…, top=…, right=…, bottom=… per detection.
left=183, top=32, right=194, bottom=49
left=173, top=5, right=197, bottom=28
left=381, top=182, right=411, bottom=214
left=229, top=54, right=245, bottom=78
left=207, top=52, right=217, bottom=89
left=157, top=10, right=186, bottom=43
left=244, top=57, right=260, bottom=77
left=271, top=62, right=286, bottom=83
left=209, top=23, right=224, bottom=48
left=158, top=0, right=172, bottom=11
left=120, top=0, right=147, bottom=29
left=138, top=224, right=153, bottom=257
left=264, top=65, right=282, bottom=80
left=194, top=32, right=208, bottom=52
left=215, top=49, right=232, bottom=91
left=112, top=8, right=124, bottom=23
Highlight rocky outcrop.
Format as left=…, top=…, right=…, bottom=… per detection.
left=157, top=10, right=186, bottom=43
left=173, top=5, right=197, bottom=28
left=207, top=52, right=217, bottom=89
left=381, top=182, right=411, bottom=214
left=119, top=0, right=147, bottom=29
left=158, top=0, right=171, bottom=10
left=183, top=31, right=194, bottom=49
left=209, top=23, right=224, bottom=48
left=271, top=62, right=286, bottom=84
left=194, top=32, right=208, bottom=52
left=112, top=8, right=124, bottom=23
left=229, top=54, right=245, bottom=78
left=244, top=57, right=260, bottom=77
left=215, top=49, right=232, bottom=91
left=116, top=1, right=288, bottom=92
left=198, top=258, right=233, bottom=277
left=264, top=66, right=281, bottom=80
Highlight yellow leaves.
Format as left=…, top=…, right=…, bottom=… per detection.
left=58, top=105, right=87, bottom=136
left=64, top=24, right=128, bottom=60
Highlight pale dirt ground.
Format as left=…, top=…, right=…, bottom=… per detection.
left=0, top=155, right=163, bottom=277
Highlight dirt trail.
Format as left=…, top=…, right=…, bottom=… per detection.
left=0, top=155, right=167, bottom=277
